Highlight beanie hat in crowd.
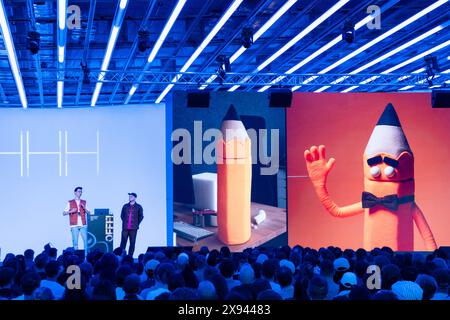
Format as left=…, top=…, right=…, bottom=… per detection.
left=432, top=258, right=447, bottom=270
left=391, top=281, right=423, bottom=300
left=333, top=257, right=350, bottom=272
left=279, top=259, right=295, bottom=274
left=144, top=259, right=160, bottom=273
left=340, top=272, right=357, bottom=289
left=198, top=280, right=217, bottom=300
left=256, top=254, right=269, bottom=265
left=239, top=264, right=255, bottom=285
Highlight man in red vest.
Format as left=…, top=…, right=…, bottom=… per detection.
left=62, top=187, right=91, bottom=250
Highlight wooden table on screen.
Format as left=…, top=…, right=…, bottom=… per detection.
left=173, top=202, right=286, bottom=251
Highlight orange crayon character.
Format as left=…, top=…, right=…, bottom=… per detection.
left=304, top=103, right=437, bottom=251
left=217, top=105, right=252, bottom=245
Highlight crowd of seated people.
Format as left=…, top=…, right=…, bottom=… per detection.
left=0, top=244, right=448, bottom=300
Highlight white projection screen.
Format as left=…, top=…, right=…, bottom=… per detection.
left=0, top=104, right=170, bottom=256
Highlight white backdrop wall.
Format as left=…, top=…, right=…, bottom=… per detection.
left=0, top=104, right=168, bottom=256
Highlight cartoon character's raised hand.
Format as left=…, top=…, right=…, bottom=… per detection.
left=304, top=145, right=336, bottom=186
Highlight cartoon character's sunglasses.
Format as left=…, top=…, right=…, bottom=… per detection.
left=367, top=155, right=399, bottom=168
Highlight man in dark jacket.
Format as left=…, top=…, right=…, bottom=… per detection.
left=120, top=193, right=144, bottom=257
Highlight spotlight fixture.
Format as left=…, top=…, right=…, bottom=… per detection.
left=81, top=61, right=90, bottom=85
left=216, top=55, right=231, bottom=85
left=241, top=27, right=253, bottom=49
left=217, top=55, right=231, bottom=72
left=27, top=31, right=40, bottom=55
left=424, top=55, right=440, bottom=86
left=138, top=30, right=150, bottom=52
left=342, top=21, right=355, bottom=44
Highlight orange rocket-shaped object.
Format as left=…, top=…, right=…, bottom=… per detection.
left=304, top=103, right=437, bottom=251
left=217, top=105, right=252, bottom=245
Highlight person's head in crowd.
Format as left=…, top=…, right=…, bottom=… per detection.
left=256, top=254, right=268, bottom=265
left=299, top=262, right=314, bottom=280
left=279, top=259, right=295, bottom=275
left=343, top=249, right=355, bottom=261
left=251, top=278, right=271, bottom=299
left=333, top=257, right=350, bottom=273
left=210, top=274, right=228, bottom=300
left=412, top=253, right=426, bottom=267
left=170, top=287, right=199, bottom=300
left=381, top=264, right=402, bottom=290
left=220, top=246, right=231, bottom=259
left=48, top=248, right=58, bottom=261
left=348, top=285, right=370, bottom=300
left=257, top=289, right=283, bottom=300
left=339, top=272, right=357, bottom=293
left=115, top=265, right=133, bottom=288
left=45, top=261, right=60, bottom=280
left=303, top=252, right=318, bottom=267
left=197, top=280, right=217, bottom=300
left=293, top=275, right=309, bottom=300
left=20, top=272, right=41, bottom=299
left=80, top=262, right=93, bottom=280
left=290, top=252, right=302, bottom=268
left=24, top=249, right=35, bottom=268
left=154, top=292, right=170, bottom=300
left=34, top=253, right=49, bottom=272
left=219, top=259, right=235, bottom=279
left=33, top=287, right=54, bottom=300
left=277, top=266, right=293, bottom=289
left=3, top=254, right=17, bottom=269
left=239, top=264, right=255, bottom=285
left=144, top=259, right=160, bottom=279
left=355, top=248, right=367, bottom=261
left=401, top=266, right=418, bottom=282
left=391, top=281, right=423, bottom=300
left=432, top=257, right=447, bottom=270
left=261, top=259, right=278, bottom=282
left=123, top=274, right=141, bottom=300
left=113, top=247, right=124, bottom=263
left=199, top=246, right=209, bottom=256
left=319, top=259, right=334, bottom=277
left=354, top=259, right=369, bottom=280
left=155, top=263, right=175, bottom=287
left=134, top=262, right=144, bottom=276
left=180, top=263, right=198, bottom=289
left=154, top=251, right=166, bottom=262
left=99, top=267, right=116, bottom=283
left=194, top=254, right=206, bottom=272
left=99, top=253, right=119, bottom=271
left=92, top=280, right=116, bottom=300
left=168, top=272, right=186, bottom=291
left=381, top=246, right=394, bottom=257
left=307, top=276, right=328, bottom=300
left=206, top=250, right=220, bottom=267
left=0, top=267, right=15, bottom=292
left=333, top=247, right=343, bottom=258
left=415, top=274, right=437, bottom=300
left=372, top=290, right=399, bottom=300
left=251, top=262, right=262, bottom=279
left=177, top=253, right=189, bottom=269
left=203, top=265, right=219, bottom=282
left=143, top=252, right=154, bottom=264
left=121, top=255, right=134, bottom=267
left=432, top=268, right=449, bottom=293
left=374, top=255, right=390, bottom=269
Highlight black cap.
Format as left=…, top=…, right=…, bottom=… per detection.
left=222, top=104, right=240, bottom=121
left=376, top=103, right=401, bottom=127
left=128, top=192, right=137, bottom=198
